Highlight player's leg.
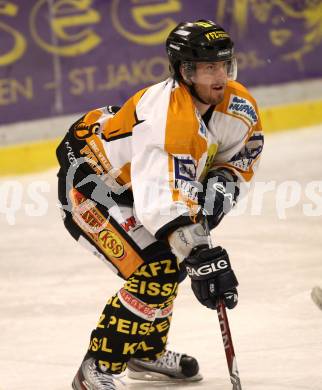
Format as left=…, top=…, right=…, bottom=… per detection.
left=58, top=180, right=156, bottom=388
left=58, top=180, right=201, bottom=387
left=83, top=257, right=201, bottom=383
left=128, top=317, right=201, bottom=381
left=125, top=261, right=202, bottom=381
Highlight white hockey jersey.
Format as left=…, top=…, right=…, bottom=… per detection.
left=64, top=78, right=263, bottom=239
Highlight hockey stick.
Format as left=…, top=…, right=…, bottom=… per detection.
left=216, top=298, right=242, bottom=390
left=202, top=214, right=242, bottom=390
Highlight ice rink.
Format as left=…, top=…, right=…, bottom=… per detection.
left=1, top=125, right=322, bottom=390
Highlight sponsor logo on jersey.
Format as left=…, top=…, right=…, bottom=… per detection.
left=65, top=141, right=79, bottom=168
left=173, top=155, right=199, bottom=203
left=121, top=216, right=137, bottom=232
left=195, top=109, right=208, bottom=140
left=173, top=155, right=196, bottom=181
left=175, top=179, right=199, bottom=203
left=98, top=229, right=125, bottom=260
left=74, top=121, right=100, bottom=140
left=229, top=133, right=264, bottom=171
left=227, top=95, right=258, bottom=126
left=199, top=121, right=207, bottom=138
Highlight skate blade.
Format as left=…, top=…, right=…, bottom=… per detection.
left=127, top=369, right=203, bottom=382
left=72, top=369, right=87, bottom=390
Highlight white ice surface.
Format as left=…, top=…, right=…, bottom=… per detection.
left=1, top=125, right=322, bottom=390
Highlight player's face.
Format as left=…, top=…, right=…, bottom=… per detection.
left=191, top=61, right=228, bottom=105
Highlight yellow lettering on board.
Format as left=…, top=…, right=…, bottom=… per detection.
left=30, top=0, right=101, bottom=56
left=111, top=0, right=181, bottom=45
left=0, top=76, right=33, bottom=105
left=0, top=2, right=27, bottom=66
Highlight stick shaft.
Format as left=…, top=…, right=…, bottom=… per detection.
left=216, top=299, right=242, bottom=389
left=202, top=213, right=242, bottom=389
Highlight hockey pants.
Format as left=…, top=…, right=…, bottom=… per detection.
left=58, top=177, right=185, bottom=374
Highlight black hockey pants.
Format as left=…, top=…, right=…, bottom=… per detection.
left=58, top=175, right=185, bottom=373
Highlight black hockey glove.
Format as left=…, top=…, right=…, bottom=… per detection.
left=199, top=170, right=239, bottom=230
left=185, top=246, right=238, bottom=310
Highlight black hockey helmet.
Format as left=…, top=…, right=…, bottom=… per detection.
left=166, top=20, right=235, bottom=80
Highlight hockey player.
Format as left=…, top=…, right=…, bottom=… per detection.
left=56, top=20, right=264, bottom=389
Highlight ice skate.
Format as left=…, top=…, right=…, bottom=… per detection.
left=72, top=357, right=118, bottom=390
left=311, top=286, right=322, bottom=310
left=127, top=350, right=202, bottom=381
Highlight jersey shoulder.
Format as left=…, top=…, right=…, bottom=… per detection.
left=225, top=80, right=257, bottom=105
left=215, top=80, right=260, bottom=128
